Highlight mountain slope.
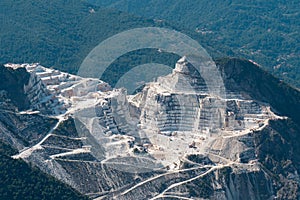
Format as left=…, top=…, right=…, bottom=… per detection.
left=215, top=58, right=300, bottom=125
left=1, top=58, right=299, bottom=199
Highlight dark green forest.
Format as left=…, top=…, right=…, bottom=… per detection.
left=0, top=0, right=154, bottom=74
left=1, top=0, right=288, bottom=87
left=90, top=0, right=300, bottom=88
left=0, top=141, right=88, bottom=200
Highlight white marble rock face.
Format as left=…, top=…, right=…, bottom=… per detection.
left=7, top=60, right=282, bottom=164
left=127, top=57, right=280, bottom=168
left=4, top=59, right=288, bottom=199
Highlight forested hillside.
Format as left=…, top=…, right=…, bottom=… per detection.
left=0, top=141, right=87, bottom=200
left=0, top=0, right=244, bottom=86
left=90, top=0, right=300, bottom=88
left=0, top=0, right=157, bottom=74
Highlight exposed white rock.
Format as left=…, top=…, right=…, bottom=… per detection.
left=8, top=60, right=284, bottom=168
left=127, top=57, right=284, bottom=168
left=5, top=59, right=288, bottom=198
left=173, top=56, right=190, bottom=74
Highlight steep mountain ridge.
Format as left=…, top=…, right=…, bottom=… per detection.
left=215, top=58, right=300, bottom=125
